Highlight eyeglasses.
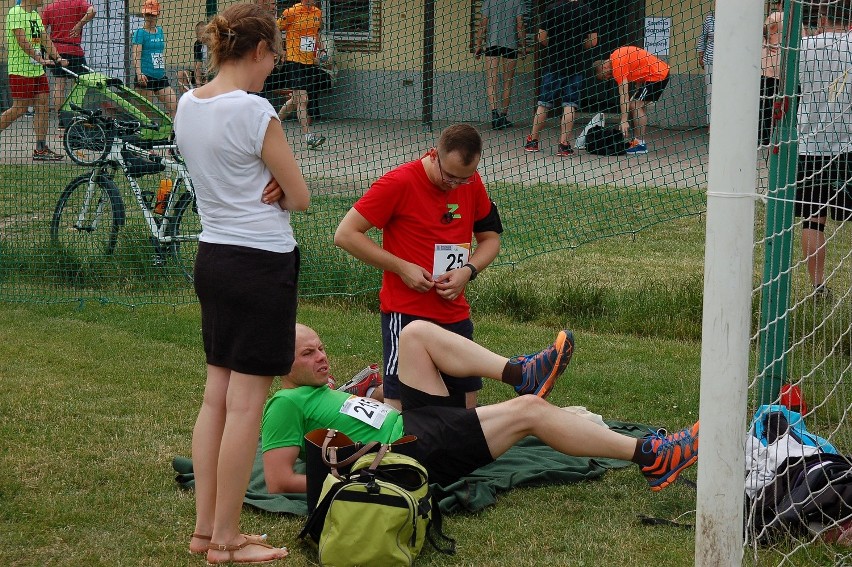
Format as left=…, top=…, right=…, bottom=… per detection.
left=267, top=42, right=283, bottom=65
left=435, top=152, right=474, bottom=186
left=440, top=211, right=454, bottom=224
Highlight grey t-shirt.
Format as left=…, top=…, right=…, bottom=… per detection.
left=797, top=31, right=852, bottom=156
left=482, top=0, right=524, bottom=50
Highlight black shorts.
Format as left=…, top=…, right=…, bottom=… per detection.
left=49, top=53, right=88, bottom=76
left=381, top=312, right=483, bottom=401
left=194, top=242, right=300, bottom=376
left=400, top=383, right=494, bottom=486
left=795, top=153, right=852, bottom=221
left=630, top=76, right=670, bottom=103
left=135, top=75, right=171, bottom=92
left=265, top=61, right=323, bottom=93
left=484, top=46, right=518, bottom=59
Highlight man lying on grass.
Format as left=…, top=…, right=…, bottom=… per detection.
left=261, top=321, right=699, bottom=492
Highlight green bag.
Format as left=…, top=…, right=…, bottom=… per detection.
left=299, top=447, right=454, bottom=567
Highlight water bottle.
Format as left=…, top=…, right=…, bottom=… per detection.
left=154, top=179, right=173, bottom=215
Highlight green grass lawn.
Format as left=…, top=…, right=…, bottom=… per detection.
left=0, top=301, right=703, bottom=567
left=2, top=167, right=850, bottom=565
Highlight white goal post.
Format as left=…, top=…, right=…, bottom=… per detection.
left=695, top=0, right=764, bottom=565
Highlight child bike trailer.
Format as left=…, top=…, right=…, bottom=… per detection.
left=59, top=68, right=172, bottom=145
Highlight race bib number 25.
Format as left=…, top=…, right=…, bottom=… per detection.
left=432, top=243, right=470, bottom=279
left=339, top=395, right=396, bottom=429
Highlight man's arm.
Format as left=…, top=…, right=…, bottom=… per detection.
left=13, top=28, right=46, bottom=63
left=334, top=208, right=435, bottom=292
left=70, top=5, right=96, bottom=38
left=262, top=446, right=305, bottom=494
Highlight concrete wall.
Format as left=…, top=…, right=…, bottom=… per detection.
left=321, top=68, right=706, bottom=129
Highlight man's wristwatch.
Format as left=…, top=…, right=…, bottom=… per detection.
left=463, top=263, right=478, bottom=281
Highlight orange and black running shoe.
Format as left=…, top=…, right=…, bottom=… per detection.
left=510, top=330, right=574, bottom=399
left=640, top=421, right=700, bottom=491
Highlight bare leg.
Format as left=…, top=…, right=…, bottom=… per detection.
left=802, top=219, right=827, bottom=286
left=0, top=99, right=30, bottom=132
left=34, top=91, right=50, bottom=143
left=156, top=86, right=178, bottom=118
left=292, top=89, right=310, bottom=135
left=559, top=105, right=576, bottom=145
left=52, top=76, right=68, bottom=115
left=500, top=57, right=517, bottom=115
left=191, top=364, right=229, bottom=552
left=397, top=320, right=509, bottom=396
left=485, top=56, right=500, bottom=112
left=631, top=100, right=648, bottom=140
left=529, top=105, right=549, bottom=140
left=476, top=395, right=636, bottom=460
left=207, top=371, right=286, bottom=564
left=135, top=87, right=158, bottom=110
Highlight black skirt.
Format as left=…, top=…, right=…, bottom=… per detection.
left=194, top=242, right=300, bottom=376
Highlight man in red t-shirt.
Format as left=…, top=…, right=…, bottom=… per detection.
left=42, top=0, right=96, bottom=116
left=593, top=46, right=670, bottom=155
left=334, top=124, right=503, bottom=410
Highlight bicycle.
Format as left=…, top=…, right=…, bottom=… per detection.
left=51, top=103, right=201, bottom=283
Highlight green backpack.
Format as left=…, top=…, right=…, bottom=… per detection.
left=299, top=448, right=454, bottom=566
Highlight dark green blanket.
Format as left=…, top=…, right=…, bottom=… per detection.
left=172, top=421, right=648, bottom=515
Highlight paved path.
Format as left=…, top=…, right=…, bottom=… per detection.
left=0, top=112, right=763, bottom=194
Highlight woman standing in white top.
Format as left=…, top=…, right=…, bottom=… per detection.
left=174, top=3, right=309, bottom=564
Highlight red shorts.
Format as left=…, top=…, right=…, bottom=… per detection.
left=9, top=74, right=49, bottom=100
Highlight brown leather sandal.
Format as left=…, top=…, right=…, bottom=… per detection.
left=190, top=533, right=268, bottom=556
left=206, top=538, right=287, bottom=566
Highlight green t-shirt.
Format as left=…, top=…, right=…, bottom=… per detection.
left=6, top=5, right=45, bottom=78
left=261, top=386, right=406, bottom=459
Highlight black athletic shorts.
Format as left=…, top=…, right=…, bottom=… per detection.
left=400, top=383, right=494, bottom=486
left=49, top=53, right=88, bottom=76
left=381, top=312, right=482, bottom=401
left=795, top=153, right=852, bottom=221
left=484, top=46, right=518, bottom=59
left=194, top=242, right=300, bottom=376
left=265, top=61, right=323, bottom=93
left=630, top=76, right=670, bottom=103
left=135, top=75, right=171, bottom=92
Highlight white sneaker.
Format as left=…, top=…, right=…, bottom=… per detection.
left=575, top=112, right=605, bottom=149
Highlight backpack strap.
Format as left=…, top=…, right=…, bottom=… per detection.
left=321, top=429, right=380, bottom=476
left=425, top=490, right=456, bottom=555
left=299, top=477, right=353, bottom=544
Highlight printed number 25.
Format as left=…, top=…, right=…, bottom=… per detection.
left=445, top=253, right=465, bottom=272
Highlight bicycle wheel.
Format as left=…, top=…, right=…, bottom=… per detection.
left=168, top=180, right=201, bottom=282
left=63, top=119, right=109, bottom=166
left=51, top=173, right=123, bottom=280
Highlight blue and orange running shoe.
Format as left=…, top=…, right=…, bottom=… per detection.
left=640, top=421, right=700, bottom=491
left=510, top=330, right=574, bottom=399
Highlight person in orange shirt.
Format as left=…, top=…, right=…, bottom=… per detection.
left=593, top=46, right=670, bottom=155
left=272, top=0, right=326, bottom=149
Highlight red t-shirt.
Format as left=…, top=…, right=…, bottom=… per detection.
left=354, top=157, right=493, bottom=324
left=42, top=0, right=92, bottom=57
left=609, top=46, right=670, bottom=85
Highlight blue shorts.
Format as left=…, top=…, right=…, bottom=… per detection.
left=381, top=312, right=482, bottom=402
left=538, top=72, right=583, bottom=109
